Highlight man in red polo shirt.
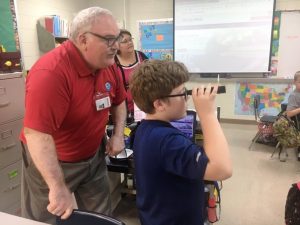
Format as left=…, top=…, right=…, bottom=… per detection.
left=20, top=7, right=126, bottom=224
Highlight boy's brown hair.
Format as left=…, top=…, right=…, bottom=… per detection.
left=294, top=71, right=300, bottom=81
left=129, top=60, right=189, bottom=114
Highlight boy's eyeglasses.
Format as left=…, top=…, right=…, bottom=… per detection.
left=163, top=88, right=192, bottom=101
left=119, top=37, right=134, bottom=44
left=85, top=31, right=122, bottom=47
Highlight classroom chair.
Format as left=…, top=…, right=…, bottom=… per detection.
left=56, top=209, right=126, bottom=225
left=249, top=94, right=278, bottom=150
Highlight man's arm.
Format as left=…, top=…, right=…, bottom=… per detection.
left=106, top=101, right=127, bottom=156
left=286, top=94, right=300, bottom=118
left=23, top=127, right=74, bottom=219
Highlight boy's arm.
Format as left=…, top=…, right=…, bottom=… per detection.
left=286, top=108, right=300, bottom=118
left=192, top=85, right=232, bottom=181
left=286, top=94, right=300, bottom=118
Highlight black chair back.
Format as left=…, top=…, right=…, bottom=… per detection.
left=281, top=103, right=288, bottom=112
left=291, top=114, right=300, bottom=130
left=280, top=103, right=300, bottom=129
left=56, top=210, right=125, bottom=225
left=253, top=94, right=261, bottom=121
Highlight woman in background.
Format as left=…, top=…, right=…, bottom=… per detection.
left=115, top=29, right=148, bottom=122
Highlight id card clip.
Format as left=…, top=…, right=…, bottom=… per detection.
left=95, top=92, right=111, bottom=111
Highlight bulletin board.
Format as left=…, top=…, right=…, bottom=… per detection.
left=276, top=11, right=300, bottom=78
left=0, top=0, right=22, bottom=73
left=138, top=18, right=173, bottom=60
left=0, top=0, right=20, bottom=51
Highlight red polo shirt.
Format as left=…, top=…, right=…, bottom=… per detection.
left=21, top=40, right=126, bottom=162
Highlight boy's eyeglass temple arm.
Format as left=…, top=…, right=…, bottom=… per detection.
left=187, top=90, right=192, bottom=95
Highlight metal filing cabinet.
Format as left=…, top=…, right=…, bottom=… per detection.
left=0, top=72, right=25, bottom=215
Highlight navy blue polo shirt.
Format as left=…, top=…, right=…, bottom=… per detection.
left=134, top=120, right=208, bottom=225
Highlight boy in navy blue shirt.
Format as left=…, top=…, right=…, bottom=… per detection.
left=130, top=60, right=232, bottom=225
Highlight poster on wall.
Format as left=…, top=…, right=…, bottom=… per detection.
left=235, top=82, right=292, bottom=116
left=270, top=11, right=281, bottom=76
left=0, top=0, right=20, bottom=51
left=138, top=18, right=173, bottom=60
left=0, top=0, right=22, bottom=73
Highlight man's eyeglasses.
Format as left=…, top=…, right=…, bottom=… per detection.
left=163, top=88, right=192, bottom=101
left=85, top=31, right=122, bottom=47
left=119, top=37, right=134, bottom=44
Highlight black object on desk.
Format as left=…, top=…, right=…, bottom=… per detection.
left=106, top=155, right=136, bottom=195
left=106, top=155, right=133, bottom=174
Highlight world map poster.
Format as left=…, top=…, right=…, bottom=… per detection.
left=235, top=82, right=293, bottom=116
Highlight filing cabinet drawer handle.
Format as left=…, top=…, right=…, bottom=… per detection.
left=0, top=143, right=16, bottom=151
left=0, top=100, right=10, bottom=107
left=0, top=86, right=10, bottom=107
left=4, top=183, right=20, bottom=192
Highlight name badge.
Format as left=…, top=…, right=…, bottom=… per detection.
left=95, top=92, right=111, bottom=111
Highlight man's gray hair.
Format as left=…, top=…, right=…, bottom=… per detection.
left=69, top=7, right=113, bottom=41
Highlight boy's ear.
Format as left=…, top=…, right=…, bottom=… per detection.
left=153, top=99, right=166, bottom=112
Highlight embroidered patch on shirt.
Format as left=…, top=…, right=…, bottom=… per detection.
left=105, top=82, right=111, bottom=91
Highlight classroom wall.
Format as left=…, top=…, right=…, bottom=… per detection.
left=100, top=0, right=299, bottom=120
left=15, top=0, right=300, bottom=120
left=16, top=0, right=173, bottom=70
left=16, top=0, right=300, bottom=70
left=93, top=0, right=300, bottom=50
left=125, top=0, right=173, bottom=50
left=88, top=0, right=126, bottom=28
left=90, top=0, right=173, bottom=49
left=276, top=0, right=300, bottom=10
left=15, top=0, right=87, bottom=70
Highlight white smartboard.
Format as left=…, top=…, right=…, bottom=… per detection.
left=174, top=0, right=275, bottom=73
left=277, top=12, right=300, bottom=78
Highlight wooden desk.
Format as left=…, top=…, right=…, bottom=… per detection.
left=0, top=212, right=49, bottom=225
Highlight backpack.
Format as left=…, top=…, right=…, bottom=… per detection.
left=258, top=121, right=276, bottom=143
left=273, top=113, right=300, bottom=148
left=285, top=182, right=300, bottom=225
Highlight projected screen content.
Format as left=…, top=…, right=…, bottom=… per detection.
left=171, top=114, right=195, bottom=140
left=174, top=0, right=275, bottom=73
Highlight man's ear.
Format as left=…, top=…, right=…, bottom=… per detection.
left=77, top=33, right=88, bottom=51
left=153, top=99, right=166, bottom=112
